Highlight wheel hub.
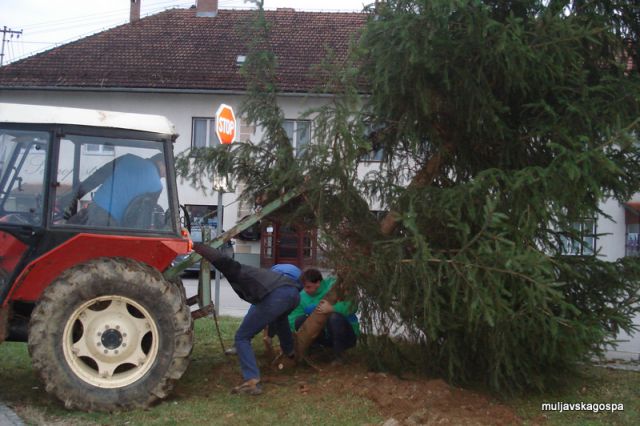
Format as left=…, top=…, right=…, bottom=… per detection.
left=62, top=295, right=159, bottom=388
left=101, top=328, right=123, bottom=350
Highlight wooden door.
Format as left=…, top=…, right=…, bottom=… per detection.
left=260, top=221, right=316, bottom=268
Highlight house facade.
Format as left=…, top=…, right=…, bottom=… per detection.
left=0, top=1, right=637, bottom=360
left=0, top=2, right=367, bottom=270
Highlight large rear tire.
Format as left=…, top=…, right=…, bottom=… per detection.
left=28, top=257, right=193, bottom=411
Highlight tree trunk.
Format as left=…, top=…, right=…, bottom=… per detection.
left=294, top=288, right=338, bottom=359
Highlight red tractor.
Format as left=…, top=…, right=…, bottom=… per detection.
left=0, top=103, right=194, bottom=411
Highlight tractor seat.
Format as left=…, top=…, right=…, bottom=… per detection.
left=121, top=191, right=161, bottom=229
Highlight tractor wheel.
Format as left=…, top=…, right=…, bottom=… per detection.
left=28, top=257, right=193, bottom=411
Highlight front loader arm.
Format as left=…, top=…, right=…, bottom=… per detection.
left=164, top=187, right=303, bottom=281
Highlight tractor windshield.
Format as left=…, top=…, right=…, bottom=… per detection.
left=52, top=134, right=174, bottom=232
left=0, top=128, right=50, bottom=226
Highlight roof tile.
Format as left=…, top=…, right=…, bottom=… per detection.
left=0, top=8, right=367, bottom=93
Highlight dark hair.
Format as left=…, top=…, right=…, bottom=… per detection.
left=302, top=268, right=323, bottom=284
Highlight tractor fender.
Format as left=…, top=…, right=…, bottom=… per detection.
left=4, top=233, right=189, bottom=305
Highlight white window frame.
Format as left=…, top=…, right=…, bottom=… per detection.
left=283, top=119, right=311, bottom=157
left=83, top=143, right=115, bottom=156
left=560, top=220, right=597, bottom=256
left=191, top=117, right=220, bottom=149
left=361, top=148, right=383, bottom=162
left=360, top=124, right=384, bottom=162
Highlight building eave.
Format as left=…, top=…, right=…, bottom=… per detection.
left=0, top=85, right=339, bottom=98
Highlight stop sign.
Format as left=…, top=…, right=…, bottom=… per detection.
left=215, top=104, right=236, bottom=145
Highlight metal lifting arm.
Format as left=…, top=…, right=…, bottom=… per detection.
left=163, top=186, right=303, bottom=281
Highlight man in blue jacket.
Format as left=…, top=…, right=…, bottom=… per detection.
left=91, top=153, right=164, bottom=225
left=65, top=152, right=165, bottom=227
left=193, top=243, right=302, bottom=395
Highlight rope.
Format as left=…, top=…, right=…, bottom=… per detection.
left=211, top=305, right=228, bottom=354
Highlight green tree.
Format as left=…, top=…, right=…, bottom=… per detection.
left=178, top=0, right=640, bottom=392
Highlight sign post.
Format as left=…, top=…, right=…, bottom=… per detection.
left=214, top=191, right=223, bottom=315
left=212, top=104, right=235, bottom=314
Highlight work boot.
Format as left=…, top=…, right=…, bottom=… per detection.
left=230, top=378, right=262, bottom=395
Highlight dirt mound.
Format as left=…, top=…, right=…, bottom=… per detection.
left=353, top=371, right=520, bottom=425
left=278, top=361, right=522, bottom=425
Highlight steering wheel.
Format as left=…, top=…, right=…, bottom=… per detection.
left=0, top=212, right=36, bottom=225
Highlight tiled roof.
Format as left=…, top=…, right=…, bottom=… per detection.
left=0, top=8, right=367, bottom=93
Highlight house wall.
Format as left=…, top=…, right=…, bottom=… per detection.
left=0, top=89, right=329, bottom=266
left=597, top=198, right=627, bottom=261
left=598, top=197, right=640, bottom=360
left=2, top=89, right=638, bottom=360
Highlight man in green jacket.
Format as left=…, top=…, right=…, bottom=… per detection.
left=289, top=268, right=359, bottom=363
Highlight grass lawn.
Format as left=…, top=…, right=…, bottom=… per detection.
left=0, top=317, right=380, bottom=425
left=0, top=316, right=638, bottom=425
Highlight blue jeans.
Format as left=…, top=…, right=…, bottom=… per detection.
left=235, top=285, right=300, bottom=381
left=293, top=312, right=357, bottom=355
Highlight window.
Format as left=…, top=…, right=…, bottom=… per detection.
left=625, top=203, right=640, bottom=257
left=52, top=135, right=171, bottom=231
left=0, top=129, right=49, bottom=226
left=560, top=220, right=596, bottom=256
left=283, top=120, right=310, bottom=157
left=627, top=225, right=639, bottom=257
left=192, top=117, right=220, bottom=148
left=83, top=143, right=115, bottom=156
left=361, top=124, right=384, bottom=162
left=361, top=148, right=383, bottom=162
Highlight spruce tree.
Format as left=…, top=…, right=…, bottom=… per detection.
left=178, top=0, right=640, bottom=392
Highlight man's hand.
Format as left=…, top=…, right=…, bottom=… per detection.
left=315, top=300, right=334, bottom=315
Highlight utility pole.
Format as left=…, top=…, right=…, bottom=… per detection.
left=1, top=26, right=23, bottom=66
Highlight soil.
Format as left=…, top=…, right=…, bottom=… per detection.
left=265, top=357, right=522, bottom=426
left=7, top=344, right=524, bottom=425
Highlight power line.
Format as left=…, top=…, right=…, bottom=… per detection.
left=17, top=0, right=188, bottom=30
left=1, top=26, right=23, bottom=66
left=3, top=0, right=260, bottom=64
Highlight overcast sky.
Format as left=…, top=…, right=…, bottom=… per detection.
left=1, top=0, right=369, bottom=65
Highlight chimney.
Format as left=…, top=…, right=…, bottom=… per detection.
left=130, top=0, right=141, bottom=22
left=196, top=0, right=218, bottom=17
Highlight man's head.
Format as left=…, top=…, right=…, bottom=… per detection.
left=302, top=268, right=323, bottom=296
left=149, top=152, right=166, bottom=178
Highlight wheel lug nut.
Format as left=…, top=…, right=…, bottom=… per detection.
left=116, top=325, right=120, bottom=330
left=105, top=325, right=110, bottom=329
left=104, top=349, right=108, bottom=354
left=97, top=332, right=102, bottom=336
left=122, top=343, right=127, bottom=347
left=115, top=350, right=119, bottom=354
left=123, top=333, right=127, bottom=337
left=97, top=342, right=102, bottom=347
